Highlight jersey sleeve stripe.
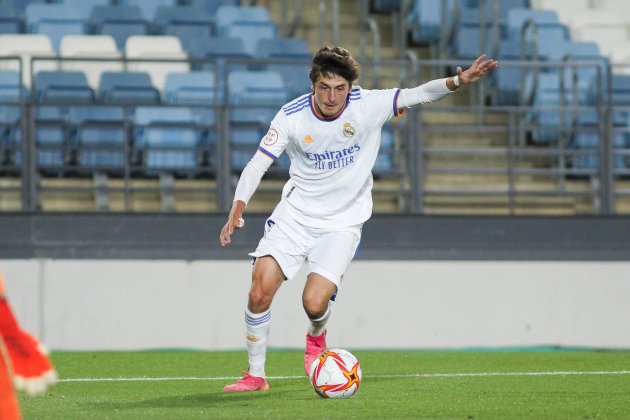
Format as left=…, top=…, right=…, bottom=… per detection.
left=258, top=146, right=278, bottom=159
left=393, top=88, right=402, bottom=116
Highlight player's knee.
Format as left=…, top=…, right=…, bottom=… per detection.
left=248, top=282, right=275, bottom=312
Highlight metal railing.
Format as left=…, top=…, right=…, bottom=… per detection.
left=1, top=55, right=629, bottom=215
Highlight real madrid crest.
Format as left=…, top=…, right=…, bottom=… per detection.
left=342, top=122, right=356, bottom=138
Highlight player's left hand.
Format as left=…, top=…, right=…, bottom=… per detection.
left=457, top=54, right=498, bottom=85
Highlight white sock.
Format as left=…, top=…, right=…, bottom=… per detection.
left=245, top=308, right=271, bottom=378
left=308, top=303, right=331, bottom=337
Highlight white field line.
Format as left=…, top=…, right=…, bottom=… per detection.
left=59, top=370, right=630, bottom=383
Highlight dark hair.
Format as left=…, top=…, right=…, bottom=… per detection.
left=309, top=45, right=360, bottom=85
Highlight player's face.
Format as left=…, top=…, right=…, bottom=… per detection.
left=311, top=74, right=351, bottom=117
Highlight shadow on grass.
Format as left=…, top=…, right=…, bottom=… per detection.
left=88, top=380, right=317, bottom=412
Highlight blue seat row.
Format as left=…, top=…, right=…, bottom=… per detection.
left=1, top=1, right=285, bottom=54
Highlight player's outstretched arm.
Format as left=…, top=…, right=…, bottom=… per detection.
left=447, top=54, right=498, bottom=90
left=220, top=200, right=246, bottom=247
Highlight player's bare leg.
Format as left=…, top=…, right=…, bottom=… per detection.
left=224, top=256, right=284, bottom=392
left=302, top=273, right=337, bottom=375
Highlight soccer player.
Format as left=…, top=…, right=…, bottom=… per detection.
left=220, top=45, right=497, bottom=392
left=0, top=270, right=57, bottom=415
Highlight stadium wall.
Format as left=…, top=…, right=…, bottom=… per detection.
left=1, top=213, right=630, bottom=351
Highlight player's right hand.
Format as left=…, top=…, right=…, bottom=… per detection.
left=220, top=216, right=245, bottom=247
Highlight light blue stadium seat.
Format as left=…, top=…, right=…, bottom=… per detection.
left=0, top=105, right=21, bottom=169
left=125, top=0, right=177, bottom=23
left=0, top=3, right=23, bottom=34
left=68, top=106, right=127, bottom=172
left=34, top=71, right=95, bottom=104
left=224, top=21, right=277, bottom=56
left=164, top=71, right=219, bottom=159
left=453, top=6, right=489, bottom=60
left=25, top=3, right=83, bottom=33
left=188, top=0, right=239, bottom=16
left=62, top=0, right=109, bottom=20
left=0, top=69, right=28, bottom=102
left=25, top=3, right=86, bottom=50
left=154, top=5, right=215, bottom=49
left=407, top=0, right=455, bottom=45
left=530, top=72, right=578, bottom=144
left=228, top=70, right=288, bottom=172
left=188, top=36, right=250, bottom=79
left=255, top=37, right=312, bottom=98
left=570, top=131, right=627, bottom=173
left=215, top=5, right=272, bottom=36
left=35, top=106, right=67, bottom=170
left=134, top=106, right=200, bottom=172
left=228, top=70, right=288, bottom=124
left=506, top=8, right=559, bottom=41
left=99, top=71, right=161, bottom=105
left=373, top=123, right=395, bottom=174
left=7, top=0, right=45, bottom=15
left=165, top=71, right=221, bottom=106
left=89, top=5, right=149, bottom=50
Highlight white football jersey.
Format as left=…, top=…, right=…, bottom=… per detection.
left=257, top=86, right=401, bottom=229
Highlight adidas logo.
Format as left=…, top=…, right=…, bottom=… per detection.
left=303, top=135, right=314, bottom=143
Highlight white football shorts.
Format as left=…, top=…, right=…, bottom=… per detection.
left=249, top=201, right=362, bottom=287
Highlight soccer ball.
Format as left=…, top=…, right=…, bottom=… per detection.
left=308, top=348, right=362, bottom=398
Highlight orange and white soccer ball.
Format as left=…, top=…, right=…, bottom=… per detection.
left=308, top=348, right=362, bottom=398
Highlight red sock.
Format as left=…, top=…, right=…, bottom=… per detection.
left=0, top=338, right=21, bottom=420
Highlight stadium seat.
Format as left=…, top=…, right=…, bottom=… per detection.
left=506, top=8, right=559, bottom=41
left=59, top=35, right=125, bottom=91
left=99, top=71, right=161, bottom=105
left=548, top=41, right=609, bottom=106
left=125, top=35, right=190, bottom=94
left=185, top=0, right=241, bottom=16
left=89, top=5, right=150, bottom=50
left=228, top=70, right=288, bottom=171
left=0, top=105, right=21, bottom=168
left=570, top=129, right=627, bottom=174
left=164, top=70, right=222, bottom=163
left=0, top=3, right=24, bottom=34
left=255, top=37, right=312, bottom=98
left=407, top=0, right=455, bottom=45
left=188, top=0, right=239, bottom=16
left=154, top=5, right=215, bottom=49
left=224, top=21, right=277, bottom=56
left=125, top=0, right=177, bottom=23
left=34, top=71, right=95, bottom=104
left=164, top=71, right=221, bottom=106
left=188, top=36, right=250, bottom=79
left=373, top=123, right=395, bottom=174
left=530, top=72, right=576, bottom=144
left=164, top=69, right=219, bottom=144
left=133, top=106, right=201, bottom=172
left=25, top=3, right=86, bottom=50
left=68, top=106, right=127, bottom=172
left=34, top=106, right=68, bottom=171
left=453, top=6, right=490, bottom=60
left=62, top=0, right=109, bottom=21
left=228, top=70, right=288, bottom=124
left=0, top=34, right=57, bottom=88
left=215, top=5, right=273, bottom=36
left=0, top=69, right=28, bottom=102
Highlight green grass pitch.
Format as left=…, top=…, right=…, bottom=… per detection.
left=18, top=350, right=630, bottom=419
